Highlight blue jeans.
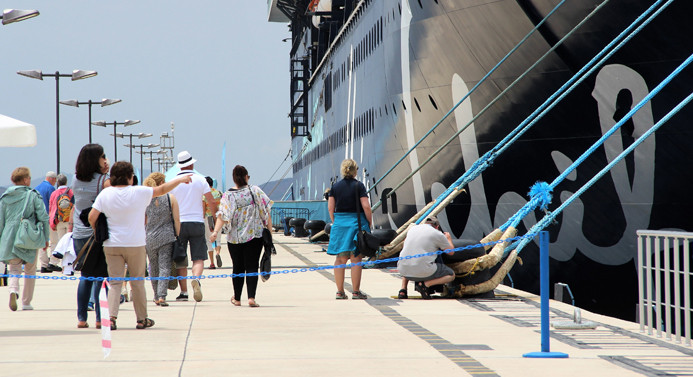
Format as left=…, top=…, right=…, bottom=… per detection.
left=77, top=279, right=102, bottom=322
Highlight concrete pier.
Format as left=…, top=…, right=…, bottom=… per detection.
left=1, top=233, right=692, bottom=376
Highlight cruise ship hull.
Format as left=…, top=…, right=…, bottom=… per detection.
left=276, top=0, right=693, bottom=320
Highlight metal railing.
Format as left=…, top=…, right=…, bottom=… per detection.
left=637, top=230, right=692, bottom=346
left=271, top=207, right=310, bottom=229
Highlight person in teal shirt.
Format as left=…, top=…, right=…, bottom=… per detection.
left=0, top=167, right=50, bottom=311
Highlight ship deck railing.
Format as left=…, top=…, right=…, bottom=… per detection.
left=637, top=229, right=693, bottom=347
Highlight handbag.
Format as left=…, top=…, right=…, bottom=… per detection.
left=73, top=234, right=96, bottom=271
left=260, top=248, right=271, bottom=282
left=14, top=190, right=46, bottom=250
left=354, top=181, right=379, bottom=258
left=167, top=195, right=187, bottom=263
left=249, top=186, right=274, bottom=280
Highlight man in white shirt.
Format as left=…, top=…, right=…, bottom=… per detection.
left=170, top=151, right=217, bottom=302
left=397, top=216, right=455, bottom=299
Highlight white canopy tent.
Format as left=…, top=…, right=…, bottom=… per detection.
left=0, top=114, right=36, bottom=147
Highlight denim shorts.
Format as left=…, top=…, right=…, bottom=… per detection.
left=178, top=222, right=207, bottom=262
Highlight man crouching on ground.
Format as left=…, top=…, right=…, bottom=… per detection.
left=397, top=216, right=455, bottom=299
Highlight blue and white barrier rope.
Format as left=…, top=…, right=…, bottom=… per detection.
left=0, top=233, right=538, bottom=282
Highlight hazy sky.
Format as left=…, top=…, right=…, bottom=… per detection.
left=1, top=1, right=291, bottom=188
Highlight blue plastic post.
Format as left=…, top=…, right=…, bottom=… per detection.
left=523, top=231, right=569, bottom=358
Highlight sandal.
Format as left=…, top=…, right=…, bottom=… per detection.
left=77, top=321, right=89, bottom=329
left=335, top=291, right=348, bottom=300
left=110, top=317, right=117, bottom=331
left=95, top=321, right=102, bottom=329
left=352, top=291, right=368, bottom=300
left=231, top=298, right=241, bottom=306
left=136, top=318, right=155, bottom=329
left=248, top=299, right=260, bottom=307
left=158, top=299, right=169, bottom=307
left=414, top=281, right=432, bottom=300
left=398, top=289, right=408, bottom=299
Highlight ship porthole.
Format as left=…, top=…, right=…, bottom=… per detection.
left=429, top=95, right=438, bottom=110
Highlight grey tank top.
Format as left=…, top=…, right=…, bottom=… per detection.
left=145, top=194, right=177, bottom=250
left=71, top=173, right=108, bottom=239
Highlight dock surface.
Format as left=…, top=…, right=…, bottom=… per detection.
left=1, top=233, right=692, bottom=376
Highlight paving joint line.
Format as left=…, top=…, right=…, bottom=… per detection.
left=275, top=242, right=499, bottom=377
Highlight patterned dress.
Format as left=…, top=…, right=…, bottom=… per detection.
left=217, top=185, right=273, bottom=244
left=145, top=194, right=176, bottom=299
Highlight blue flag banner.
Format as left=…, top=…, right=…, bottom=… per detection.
left=221, top=141, right=227, bottom=191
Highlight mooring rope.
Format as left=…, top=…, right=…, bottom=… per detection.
left=501, top=43, right=692, bottom=233
left=513, top=86, right=693, bottom=256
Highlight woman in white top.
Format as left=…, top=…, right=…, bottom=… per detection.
left=89, top=161, right=191, bottom=330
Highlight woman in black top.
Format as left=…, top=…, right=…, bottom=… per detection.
left=326, top=159, right=372, bottom=299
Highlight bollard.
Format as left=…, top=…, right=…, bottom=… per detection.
left=523, top=231, right=569, bottom=358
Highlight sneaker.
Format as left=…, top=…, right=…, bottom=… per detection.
left=216, top=254, right=223, bottom=268
left=352, top=291, right=368, bottom=299
left=119, top=294, right=125, bottom=304
left=48, top=264, right=62, bottom=272
left=87, top=302, right=95, bottom=311
left=414, top=281, right=432, bottom=300
left=191, top=279, right=203, bottom=302
left=9, top=292, right=18, bottom=311
left=175, top=292, right=189, bottom=302
left=40, top=267, right=52, bottom=273
left=22, top=305, right=33, bottom=311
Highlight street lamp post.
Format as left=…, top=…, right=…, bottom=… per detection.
left=140, top=150, right=160, bottom=172
left=127, top=143, right=160, bottom=179
left=17, top=69, right=98, bottom=173
left=91, top=120, right=140, bottom=161
left=59, top=98, right=122, bottom=143
left=118, top=133, right=152, bottom=163
left=146, top=157, right=164, bottom=172
left=1, top=9, right=39, bottom=25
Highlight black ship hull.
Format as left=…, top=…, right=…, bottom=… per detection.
left=274, top=0, right=693, bottom=320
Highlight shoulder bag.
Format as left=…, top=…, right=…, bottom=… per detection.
left=354, top=181, right=379, bottom=258
left=249, top=185, right=273, bottom=281
left=73, top=234, right=95, bottom=271
left=14, top=190, right=46, bottom=250
left=168, top=195, right=187, bottom=263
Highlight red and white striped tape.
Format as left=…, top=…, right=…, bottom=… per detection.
left=99, top=280, right=111, bottom=358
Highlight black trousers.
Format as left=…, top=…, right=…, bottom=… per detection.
left=228, top=237, right=264, bottom=300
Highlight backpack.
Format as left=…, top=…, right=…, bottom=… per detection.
left=56, top=189, right=73, bottom=223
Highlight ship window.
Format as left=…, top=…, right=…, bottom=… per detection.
left=398, top=4, right=401, bottom=15
left=392, top=103, right=397, bottom=115
left=414, top=97, right=421, bottom=112
left=417, top=0, right=422, bottom=8
left=429, top=95, right=438, bottom=110
left=324, top=73, right=332, bottom=112
left=402, top=100, right=407, bottom=111
left=385, top=106, right=388, bottom=116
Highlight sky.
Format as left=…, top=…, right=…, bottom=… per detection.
left=0, top=1, right=291, bottom=189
